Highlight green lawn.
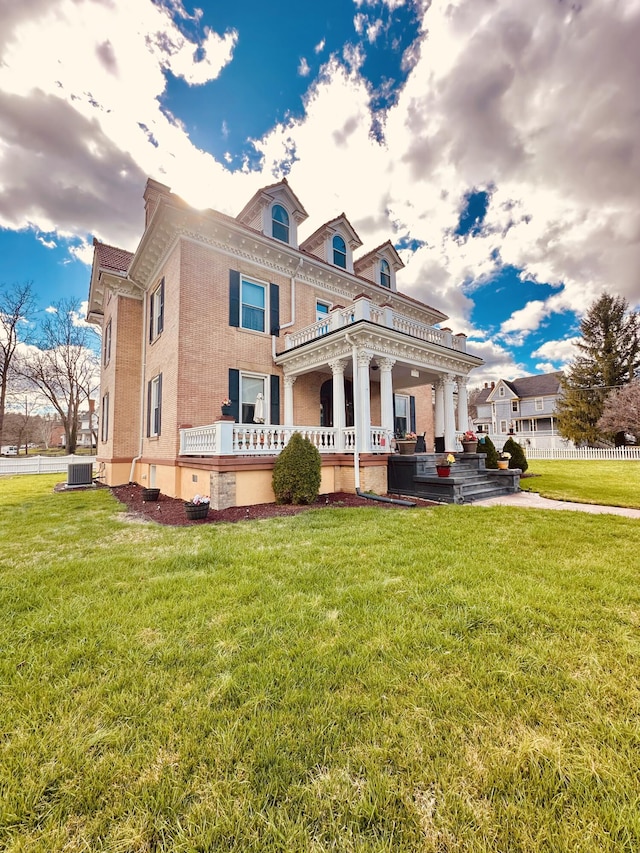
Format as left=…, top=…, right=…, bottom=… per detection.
left=521, top=459, right=640, bottom=508
left=1, top=474, right=640, bottom=852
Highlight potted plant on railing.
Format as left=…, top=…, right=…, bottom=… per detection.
left=436, top=453, right=456, bottom=477
left=396, top=431, right=418, bottom=455
left=460, top=430, right=478, bottom=454
left=184, top=494, right=211, bottom=520
left=497, top=451, right=511, bottom=470
left=220, top=398, right=233, bottom=418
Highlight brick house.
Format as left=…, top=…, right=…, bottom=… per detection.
left=87, top=178, right=483, bottom=508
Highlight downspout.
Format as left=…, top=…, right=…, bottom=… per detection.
left=129, top=287, right=148, bottom=483
left=345, top=332, right=416, bottom=508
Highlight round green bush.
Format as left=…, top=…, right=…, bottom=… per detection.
left=502, top=436, right=528, bottom=472
left=272, top=432, right=322, bottom=504
left=477, top=434, right=499, bottom=468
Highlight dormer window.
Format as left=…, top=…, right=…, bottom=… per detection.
left=333, top=235, right=347, bottom=268
left=272, top=204, right=289, bottom=243
left=380, top=258, right=391, bottom=288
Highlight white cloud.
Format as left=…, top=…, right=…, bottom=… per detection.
left=298, top=57, right=311, bottom=77
left=531, top=337, right=579, bottom=368
left=314, top=38, right=326, bottom=54
left=36, top=236, right=57, bottom=249
left=45, top=306, right=58, bottom=314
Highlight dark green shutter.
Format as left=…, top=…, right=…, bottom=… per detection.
left=149, top=293, right=155, bottom=342
left=229, top=368, right=240, bottom=421
left=229, top=270, right=240, bottom=327
left=269, top=283, right=280, bottom=336
left=146, top=380, right=151, bottom=436
left=410, top=395, right=416, bottom=433
left=270, top=375, right=280, bottom=424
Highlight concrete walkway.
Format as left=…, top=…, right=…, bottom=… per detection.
left=472, top=490, right=640, bottom=518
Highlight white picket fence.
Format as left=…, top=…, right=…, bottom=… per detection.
left=0, top=455, right=96, bottom=475
left=525, top=447, right=640, bottom=460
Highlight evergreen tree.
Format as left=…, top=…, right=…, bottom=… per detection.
left=477, top=433, right=498, bottom=468
left=502, top=437, right=528, bottom=472
left=556, top=293, right=639, bottom=444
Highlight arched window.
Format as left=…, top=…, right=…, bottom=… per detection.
left=380, top=258, right=391, bottom=288
left=272, top=204, right=289, bottom=243
left=332, top=234, right=347, bottom=268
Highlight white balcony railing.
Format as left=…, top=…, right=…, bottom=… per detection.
left=284, top=295, right=467, bottom=352
left=179, top=422, right=392, bottom=456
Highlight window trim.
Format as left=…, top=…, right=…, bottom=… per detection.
left=101, top=392, right=109, bottom=442
left=149, top=278, right=164, bottom=342
left=148, top=373, right=162, bottom=437
left=380, top=258, right=391, bottom=288
left=500, top=419, right=508, bottom=433
left=499, top=386, right=505, bottom=397
left=239, top=371, right=268, bottom=424
left=535, top=397, right=544, bottom=411
left=103, top=318, right=112, bottom=366
left=240, top=276, right=267, bottom=333
left=511, top=399, right=519, bottom=413
left=332, top=234, right=347, bottom=268
left=271, top=203, right=290, bottom=244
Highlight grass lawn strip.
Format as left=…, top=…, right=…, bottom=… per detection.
left=1, top=474, right=639, bottom=851
left=521, top=459, right=640, bottom=509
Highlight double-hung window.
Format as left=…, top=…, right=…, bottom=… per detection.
left=394, top=394, right=409, bottom=436
left=150, top=279, right=164, bottom=341
left=241, top=374, right=266, bottom=424
left=535, top=398, right=544, bottom=411
left=241, top=279, right=266, bottom=332
left=103, top=319, right=112, bottom=366
left=101, top=393, right=109, bottom=442
left=148, top=374, right=162, bottom=437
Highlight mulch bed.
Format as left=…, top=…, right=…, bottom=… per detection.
left=109, top=483, right=436, bottom=526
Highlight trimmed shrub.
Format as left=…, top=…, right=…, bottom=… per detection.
left=272, top=432, right=322, bottom=504
left=502, top=436, right=528, bottom=472
left=477, top=434, right=499, bottom=468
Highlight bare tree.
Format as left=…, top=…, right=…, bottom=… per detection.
left=17, top=299, right=100, bottom=453
left=597, top=382, right=640, bottom=441
left=0, top=282, right=36, bottom=448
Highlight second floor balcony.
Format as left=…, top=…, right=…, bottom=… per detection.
left=283, top=295, right=469, bottom=353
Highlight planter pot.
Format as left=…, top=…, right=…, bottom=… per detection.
left=397, top=440, right=417, bottom=455
left=461, top=441, right=478, bottom=454
left=141, top=487, right=160, bottom=501
left=436, top=466, right=451, bottom=477
left=497, top=460, right=509, bottom=470
left=221, top=405, right=233, bottom=417
left=184, top=502, right=210, bottom=520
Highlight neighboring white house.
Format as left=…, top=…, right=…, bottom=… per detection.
left=474, top=372, right=574, bottom=450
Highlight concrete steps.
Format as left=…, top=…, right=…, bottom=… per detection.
left=388, top=453, right=520, bottom=504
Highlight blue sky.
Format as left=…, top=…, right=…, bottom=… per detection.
left=1, top=0, right=638, bottom=385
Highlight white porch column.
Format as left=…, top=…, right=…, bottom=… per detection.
left=356, top=350, right=373, bottom=453
left=283, top=375, right=296, bottom=425
left=456, top=375, right=469, bottom=433
left=329, top=358, right=347, bottom=451
left=434, top=377, right=445, bottom=449
left=377, top=357, right=396, bottom=438
left=443, top=375, right=457, bottom=451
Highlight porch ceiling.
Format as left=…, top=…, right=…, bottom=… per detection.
left=274, top=319, right=482, bottom=382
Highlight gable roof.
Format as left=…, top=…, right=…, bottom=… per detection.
left=236, top=177, right=308, bottom=226
left=354, top=240, right=405, bottom=274
left=299, top=213, right=363, bottom=255
left=488, top=371, right=563, bottom=401
left=92, top=239, right=134, bottom=275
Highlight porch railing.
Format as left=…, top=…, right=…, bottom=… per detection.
left=179, top=422, right=392, bottom=456
left=284, top=295, right=467, bottom=352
